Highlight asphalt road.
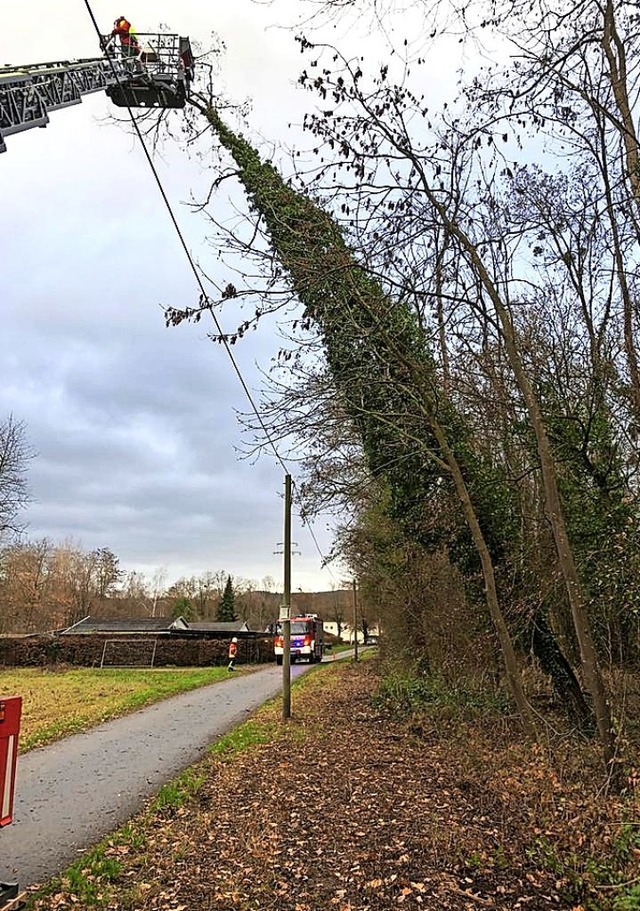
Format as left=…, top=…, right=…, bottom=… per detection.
left=3, top=661, right=315, bottom=890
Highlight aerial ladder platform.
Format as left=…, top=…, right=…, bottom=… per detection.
left=0, top=33, right=195, bottom=153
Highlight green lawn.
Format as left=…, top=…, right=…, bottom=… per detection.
left=327, top=642, right=358, bottom=654
left=0, top=666, right=246, bottom=751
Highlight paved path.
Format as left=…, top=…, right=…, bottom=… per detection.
left=3, top=662, right=312, bottom=890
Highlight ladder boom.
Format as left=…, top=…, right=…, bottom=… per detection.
left=0, top=58, right=131, bottom=152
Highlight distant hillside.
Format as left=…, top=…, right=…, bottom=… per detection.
left=244, top=589, right=352, bottom=620
left=292, top=590, right=352, bottom=617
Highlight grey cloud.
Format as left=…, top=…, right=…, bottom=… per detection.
left=0, top=0, right=342, bottom=591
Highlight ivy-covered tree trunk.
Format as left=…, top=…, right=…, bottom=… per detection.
left=189, top=100, right=536, bottom=735
left=531, top=612, right=594, bottom=734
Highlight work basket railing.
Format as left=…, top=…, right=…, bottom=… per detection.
left=102, top=32, right=186, bottom=80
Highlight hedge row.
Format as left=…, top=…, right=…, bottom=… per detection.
left=0, top=634, right=275, bottom=668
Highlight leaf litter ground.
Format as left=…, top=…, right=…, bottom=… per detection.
left=30, top=661, right=639, bottom=911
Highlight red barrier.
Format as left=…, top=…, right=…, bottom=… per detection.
left=0, top=697, right=21, bottom=827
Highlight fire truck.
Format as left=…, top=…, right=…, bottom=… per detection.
left=274, top=614, right=324, bottom=665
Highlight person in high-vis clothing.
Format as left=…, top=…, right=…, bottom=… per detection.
left=110, top=16, right=139, bottom=57
left=228, top=637, right=238, bottom=672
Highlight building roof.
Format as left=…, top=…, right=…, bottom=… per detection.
left=61, top=616, right=190, bottom=635
left=186, top=621, right=249, bottom=632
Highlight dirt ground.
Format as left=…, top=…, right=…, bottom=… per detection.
left=30, top=660, right=638, bottom=911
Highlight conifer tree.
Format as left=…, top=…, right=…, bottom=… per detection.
left=217, top=576, right=236, bottom=622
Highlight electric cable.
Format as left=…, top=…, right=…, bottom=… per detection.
left=81, top=1, right=338, bottom=580
left=82, top=0, right=287, bottom=473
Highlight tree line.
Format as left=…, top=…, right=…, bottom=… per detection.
left=0, top=536, right=356, bottom=634
left=0, top=539, right=261, bottom=632
left=0, top=410, right=359, bottom=636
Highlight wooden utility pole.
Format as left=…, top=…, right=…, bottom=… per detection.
left=352, top=579, right=359, bottom=662
left=282, top=474, right=292, bottom=720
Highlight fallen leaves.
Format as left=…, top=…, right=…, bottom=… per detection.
left=27, top=662, right=640, bottom=911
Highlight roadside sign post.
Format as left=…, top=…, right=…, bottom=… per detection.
left=0, top=696, right=21, bottom=828
left=0, top=696, right=26, bottom=909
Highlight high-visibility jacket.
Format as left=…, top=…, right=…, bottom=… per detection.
left=112, top=18, right=138, bottom=46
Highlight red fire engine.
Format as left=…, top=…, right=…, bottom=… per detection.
left=274, top=614, right=324, bottom=665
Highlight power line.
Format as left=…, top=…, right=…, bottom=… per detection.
left=81, top=0, right=288, bottom=474
left=80, top=1, right=336, bottom=579
left=297, top=509, right=339, bottom=584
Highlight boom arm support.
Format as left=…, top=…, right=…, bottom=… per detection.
left=0, top=57, right=131, bottom=152
left=0, top=34, right=194, bottom=152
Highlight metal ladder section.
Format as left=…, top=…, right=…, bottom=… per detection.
left=0, top=56, right=130, bottom=152
left=0, top=35, right=193, bottom=152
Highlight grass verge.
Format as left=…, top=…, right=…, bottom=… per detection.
left=326, top=642, right=355, bottom=654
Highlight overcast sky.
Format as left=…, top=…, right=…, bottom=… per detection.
left=0, top=0, right=349, bottom=593
left=0, top=0, right=468, bottom=593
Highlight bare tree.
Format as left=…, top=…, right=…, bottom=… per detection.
left=0, top=415, right=33, bottom=541
left=150, top=566, right=168, bottom=617
left=0, top=538, right=52, bottom=632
